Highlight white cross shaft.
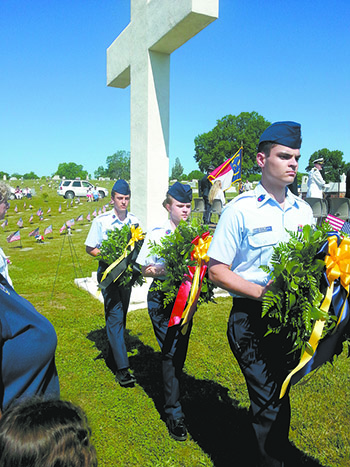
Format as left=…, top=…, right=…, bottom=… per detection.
left=107, top=0, right=218, bottom=230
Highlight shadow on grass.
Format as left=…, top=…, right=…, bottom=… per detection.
left=87, top=327, right=325, bottom=467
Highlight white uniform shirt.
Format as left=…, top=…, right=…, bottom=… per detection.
left=136, top=220, right=174, bottom=280
left=208, top=183, right=314, bottom=296
left=306, top=167, right=325, bottom=198
left=0, top=247, right=12, bottom=286
left=85, top=209, right=140, bottom=249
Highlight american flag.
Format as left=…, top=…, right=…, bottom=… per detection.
left=44, top=224, right=53, bottom=235
left=23, top=202, right=26, bottom=209
left=17, top=218, right=23, bottom=228
left=37, top=208, right=43, bottom=217
left=76, top=214, right=83, bottom=222
left=1, top=219, right=8, bottom=228
left=29, top=227, right=40, bottom=237
left=59, top=223, right=66, bottom=233
left=92, top=210, right=97, bottom=217
left=66, top=218, right=75, bottom=227
left=87, top=213, right=91, bottom=221
left=29, top=215, right=33, bottom=223
left=47, top=207, right=51, bottom=214
left=59, top=204, right=62, bottom=213
left=98, top=208, right=102, bottom=215
left=14, top=205, right=18, bottom=213
left=7, top=230, right=20, bottom=243
left=325, top=214, right=350, bottom=235
left=103, top=205, right=106, bottom=213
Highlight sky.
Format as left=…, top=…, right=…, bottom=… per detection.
left=1, top=0, right=350, bottom=178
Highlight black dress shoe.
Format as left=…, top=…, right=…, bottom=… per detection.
left=115, top=368, right=136, bottom=387
left=166, top=418, right=187, bottom=441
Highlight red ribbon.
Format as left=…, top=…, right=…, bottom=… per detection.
left=168, top=232, right=210, bottom=328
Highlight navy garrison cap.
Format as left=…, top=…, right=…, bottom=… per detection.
left=112, top=179, right=130, bottom=195
left=259, top=121, right=302, bottom=149
left=168, top=182, right=192, bottom=203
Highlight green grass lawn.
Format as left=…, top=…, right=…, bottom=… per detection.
left=1, top=180, right=349, bottom=466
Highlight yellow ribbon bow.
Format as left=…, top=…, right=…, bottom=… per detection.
left=181, top=234, right=212, bottom=334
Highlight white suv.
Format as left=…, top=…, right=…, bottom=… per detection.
left=57, top=180, right=109, bottom=199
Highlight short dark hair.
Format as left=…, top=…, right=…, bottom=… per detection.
left=257, top=141, right=277, bottom=157
left=0, top=398, right=97, bottom=467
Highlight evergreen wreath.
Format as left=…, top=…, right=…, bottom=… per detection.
left=98, top=224, right=145, bottom=287
left=148, top=219, right=215, bottom=307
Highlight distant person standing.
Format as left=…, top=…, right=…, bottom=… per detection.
left=199, top=166, right=214, bottom=224
left=85, top=179, right=139, bottom=387
left=346, top=168, right=350, bottom=199
left=306, top=158, right=325, bottom=198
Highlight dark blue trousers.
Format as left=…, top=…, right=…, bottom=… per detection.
left=148, top=285, right=192, bottom=421
left=98, top=267, right=131, bottom=370
left=227, top=298, right=290, bottom=467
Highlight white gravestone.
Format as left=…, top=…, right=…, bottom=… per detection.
left=107, top=0, right=218, bottom=230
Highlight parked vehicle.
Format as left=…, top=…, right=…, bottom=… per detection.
left=57, top=180, right=108, bottom=199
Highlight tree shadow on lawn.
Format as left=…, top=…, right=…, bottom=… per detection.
left=87, top=327, right=325, bottom=467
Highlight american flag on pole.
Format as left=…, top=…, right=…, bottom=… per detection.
left=29, top=227, right=40, bottom=237
left=47, top=207, right=51, bottom=214
left=7, top=230, right=20, bottom=243
left=76, top=214, right=83, bottom=222
left=59, top=223, right=66, bottom=233
left=92, top=209, right=97, bottom=217
left=37, top=208, right=43, bottom=217
left=17, top=218, right=23, bottom=228
left=87, top=212, right=91, bottom=221
left=29, top=214, right=33, bottom=223
left=208, top=147, right=243, bottom=191
left=1, top=219, right=8, bottom=228
left=325, top=214, right=350, bottom=235
left=23, top=202, right=26, bottom=209
left=98, top=208, right=102, bottom=215
left=66, top=218, right=75, bottom=228
left=44, top=224, right=53, bottom=235
left=14, top=205, right=18, bottom=213
left=59, top=204, right=62, bottom=213
left=103, top=205, right=106, bottom=213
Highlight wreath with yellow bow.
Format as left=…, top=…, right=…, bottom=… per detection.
left=98, top=224, right=145, bottom=288
left=261, top=223, right=350, bottom=397
left=149, top=219, right=215, bottom=310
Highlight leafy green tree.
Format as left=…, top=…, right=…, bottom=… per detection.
left=23, top=171, right=39, bottom=179
left=11, top=173, right=22, bottom=179
left=171, top=157, right=184, bottom=180
left=194, top=111, right=271, bottom=178
left=94, top=165, right=107, bottom=179
left=187, top=169, right=204, bottom=180
left=54, top=162, right=88, bottom=180
left=0, top=171, right=9, bottom=179
left=306, top=149, right=346, bottom=182
left=104, top=150, right=130, bottom=180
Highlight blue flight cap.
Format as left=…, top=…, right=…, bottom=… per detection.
left=112, top=179, right=130, bottom=195
left=259, top=121, right=302, bottom=149
left=168, top=182, right=192, bottom=203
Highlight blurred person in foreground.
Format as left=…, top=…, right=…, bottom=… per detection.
left=0, top=398, right=97, bottom=467
left=0, top=181, right=60, bottom=414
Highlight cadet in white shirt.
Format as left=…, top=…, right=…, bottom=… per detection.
left=85, top=180, right=139, bottom=387
left=208, top=122, right=313, bottom=467
left=137, top=182, right=193, bottom=442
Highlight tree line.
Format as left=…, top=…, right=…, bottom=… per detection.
left=4, top=112, right=347, bottom=182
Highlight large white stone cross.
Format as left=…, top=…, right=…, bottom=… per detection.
left=107, top=0, right=218, bottom=230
